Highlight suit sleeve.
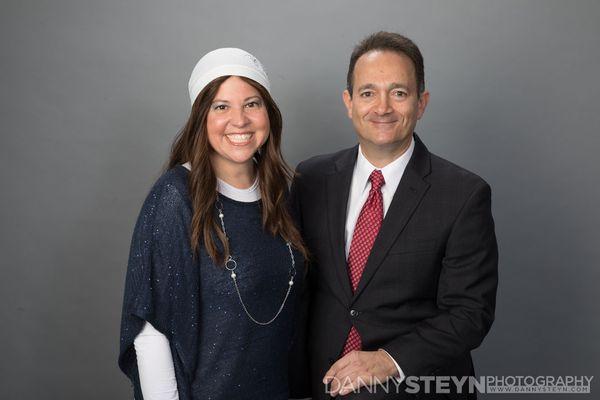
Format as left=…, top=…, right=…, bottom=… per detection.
left=288, top=163, right=314, bottom=399
left=382, top=182, right=498, bottom=377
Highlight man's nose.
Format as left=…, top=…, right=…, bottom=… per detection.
left=374, top=94, right=392, bottom=115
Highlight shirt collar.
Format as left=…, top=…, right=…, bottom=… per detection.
left=181, top=162, right=261, bottom=202
left=355, top=136, right=415, bottom=194
left=216, top=176, right=260, bottom=202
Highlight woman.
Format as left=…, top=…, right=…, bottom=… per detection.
left=118, top=48, right=308, bottom=400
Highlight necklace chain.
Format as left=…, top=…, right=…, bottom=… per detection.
left=216, top=197, right=296, bottom=326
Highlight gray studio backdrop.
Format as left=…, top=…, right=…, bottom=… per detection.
left=1, top=0, right=599, bottom=399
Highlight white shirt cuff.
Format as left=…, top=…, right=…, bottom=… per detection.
left=379, top=349, right=406, bottom=383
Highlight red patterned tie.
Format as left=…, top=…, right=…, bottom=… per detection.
left=341, top=169, right=385, bottom=356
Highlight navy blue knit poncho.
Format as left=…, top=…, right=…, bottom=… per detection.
left=118, top=166, right=305, bottom=400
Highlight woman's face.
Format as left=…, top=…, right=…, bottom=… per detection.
left=206, top=76, right=270, bottom=173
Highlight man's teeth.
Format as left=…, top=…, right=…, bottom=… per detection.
left=227, top=133, right=252, bottom=143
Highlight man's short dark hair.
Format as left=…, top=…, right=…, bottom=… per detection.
left=346, top=31, right=425, bottom=97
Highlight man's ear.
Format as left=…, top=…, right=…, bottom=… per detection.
left=417, top=90, right=430, bottom=120
left=342, top=89, right=353, bottom=119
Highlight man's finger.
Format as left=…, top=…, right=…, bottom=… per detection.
left=335, top=372, right=368, bottom=397
left=329, top=361, right=364, bottom=396
left=323, top=352, right=355, bottom=383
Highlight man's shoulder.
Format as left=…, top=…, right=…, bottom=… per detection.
left=428, top=151, right=491, bottom=192
left=295, top=146, right=356, bottom=177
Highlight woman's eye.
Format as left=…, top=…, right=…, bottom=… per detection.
left=213, top=104, right=227, bottom=111
left=245, top=101, right=261, bottom=108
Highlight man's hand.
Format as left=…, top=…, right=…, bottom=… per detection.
left=323, top=350, right=399, bottom=397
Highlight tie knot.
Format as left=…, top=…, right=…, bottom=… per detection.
left=369, top=170, right=385, bottom=191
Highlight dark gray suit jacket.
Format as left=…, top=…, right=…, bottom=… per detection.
left=289, top=134, right=498, bottom=399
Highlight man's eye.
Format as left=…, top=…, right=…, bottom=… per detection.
left=393, top=90, right=407, bottom=98
left=360, top=91, right=373, bottom=98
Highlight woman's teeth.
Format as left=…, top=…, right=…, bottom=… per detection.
left=227, top=133, right=252, bottom=144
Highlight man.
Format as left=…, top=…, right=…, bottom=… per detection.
left=289, top=32, right=498, bottom=399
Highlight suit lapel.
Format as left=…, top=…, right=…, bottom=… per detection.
left=352, top=135, right=432, bottom=302
left=326, top=147, right=358, bottom=304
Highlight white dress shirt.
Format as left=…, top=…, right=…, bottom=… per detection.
left=133, top=162, right=260, bottom=400
left=344, top=137, right=415, bottom=382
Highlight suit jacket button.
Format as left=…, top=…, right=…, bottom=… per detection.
left=350, top=309, right=359, bottom=317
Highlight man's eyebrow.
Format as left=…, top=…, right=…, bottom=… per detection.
left=357, top=83, right=376, bottom=92
left=356, top=82, right=410, bottom=92
left=388, top=83, right=409, bottom=91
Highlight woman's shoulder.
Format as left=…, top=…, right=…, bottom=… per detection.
left=156, top=164, right=189, bottom=191
left=143, top=165, right=191, bottom=214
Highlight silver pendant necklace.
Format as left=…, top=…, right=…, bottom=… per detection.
left=216, top=197, right=296, bottom=326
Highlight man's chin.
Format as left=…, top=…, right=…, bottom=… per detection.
left=362, top=135, right=405, bottom=148
left=358, top=136, right=413, bottom=158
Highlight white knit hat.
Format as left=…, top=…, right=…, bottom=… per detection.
left=187, top=47, right=271, bottom=106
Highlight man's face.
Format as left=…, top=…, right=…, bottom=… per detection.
left=343, top=50, right=429, bottom=158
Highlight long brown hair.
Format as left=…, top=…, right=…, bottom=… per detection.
left=167, top=75, right=308, bottom=265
